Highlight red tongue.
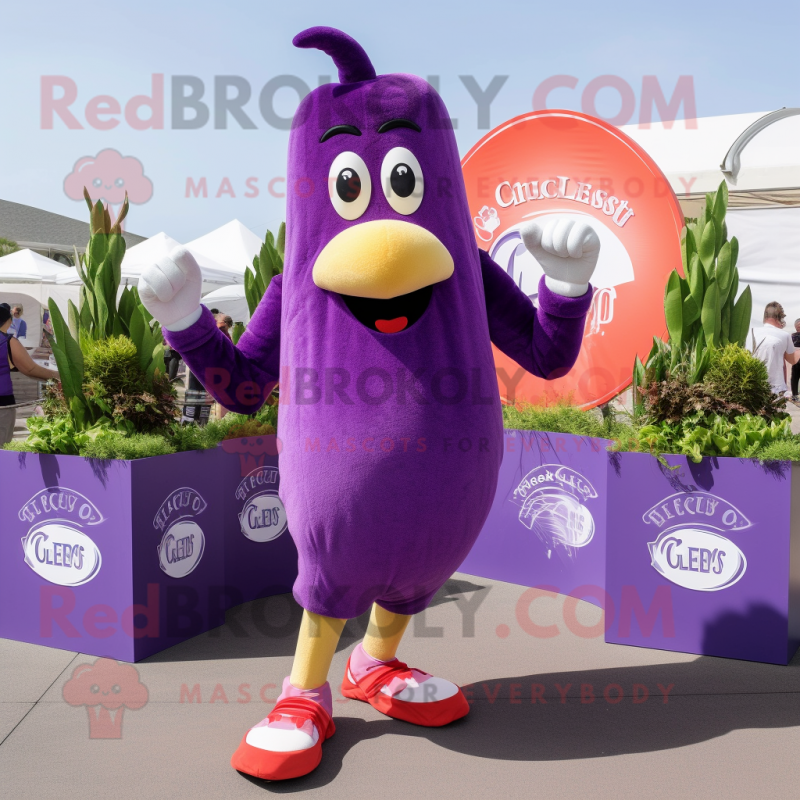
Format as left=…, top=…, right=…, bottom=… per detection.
left=375, top=317, right=408, bottom=334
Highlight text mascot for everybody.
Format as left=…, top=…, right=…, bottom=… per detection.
left=139, top=26, right=600, bottom=781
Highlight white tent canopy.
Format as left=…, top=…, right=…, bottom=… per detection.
left=621, top=109, right=800, bottom=328
left=185, top=220, right=262, bottom=283
left=54, top=230, right=244, bottom=291
left=122, top=231, right=238, bottom=291
left=121, top=231, right=182, bottom=278
left=0, top=248, right=65, bottom=282
left=621, top=109, right=800, bottom=216
left=201, top=284, right=250, bottom=324
left=0, top=284, right=81, bottom=347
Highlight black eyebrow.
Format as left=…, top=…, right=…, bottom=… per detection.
left=377, top=118, right=422, bottom=133
left=320, top=124, right=362, bottom=143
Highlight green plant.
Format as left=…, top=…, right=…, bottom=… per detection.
left=501, top=401, right=626, bottom=438
left=244, top=223, right=285, bottom=316
left=704, top=343, right=781, bottom=417
left=632, top=181, right=753, bottom=415
left=0, top=237, right=20, bottom=256
left=70, top=190, right=164, bottom=373
left=46, top=190, right=170, bottom=435
left=613, top=413, right=792, bottom=464
left=9, top=415, right=111, bottom=456
left=166, top=420, right=226, bottom=452
left=756, top=437, right=800, bottom=462
left=222, top=418, right=276, bottom=440
left=80, top=432, right=177, bottom=460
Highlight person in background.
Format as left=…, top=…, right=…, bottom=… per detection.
left=791, top=318, right=800, bottom=402
left=215, top=313, right=233, bottom=340
left=163, top=344, right=181, bottom=381
left=0, top=303, right=59, bottom=445
left=750, top=302, right=800, bottom=396
left=9, top=305, right=27, bottom=341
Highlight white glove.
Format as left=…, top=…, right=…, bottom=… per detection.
left=138, top=246, right=203, bottom=331
left=520, top=217, right=600, bottom=297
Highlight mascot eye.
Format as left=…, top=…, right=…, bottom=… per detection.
left=92, top=178, right=102, bottom=187
left=115, top=178, right=125, bottom=188
left=328, top=151, right=371, bottom=220
left=381, top=147, right=424, bottom=215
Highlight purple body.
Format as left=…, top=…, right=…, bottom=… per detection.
left=165, top=28, right=592, bottom=619
left=605, top=452, right=800, bottom=665
left=459, top=431, right=607, bottom=600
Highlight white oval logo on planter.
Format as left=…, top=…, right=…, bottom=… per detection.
left=158, top=520, right=205, bottom=579
left=21, top=523, right=102, bottom=586
left=240, top=492, right=288, bottom=543
left=648, top=528, right=746, bottom=591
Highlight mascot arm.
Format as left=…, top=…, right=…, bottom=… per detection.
left=163, top=274, right=282, bottom=414
left=479, top=248, right=592, bottom=380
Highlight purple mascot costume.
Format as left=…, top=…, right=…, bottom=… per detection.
left=139, top=26, right=597, bottom=781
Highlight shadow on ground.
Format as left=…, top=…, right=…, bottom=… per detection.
left=242, top=654, right=800, bottom=793
left=144, top=579, right=489, bottom=663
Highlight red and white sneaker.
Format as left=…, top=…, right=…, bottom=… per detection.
left=341, top=643, right=469, bottom=727
left=231, top=678, right=335, bottom=781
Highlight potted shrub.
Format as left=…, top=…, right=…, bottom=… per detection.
left=604, top=183, right=800, bottom=665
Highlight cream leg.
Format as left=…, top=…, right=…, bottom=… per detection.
left=289, top=610, right=346, bottom=690
left=362, top=603, right=411, bottom=662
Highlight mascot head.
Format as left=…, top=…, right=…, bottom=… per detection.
left=286, top=26, right=479, bottom=335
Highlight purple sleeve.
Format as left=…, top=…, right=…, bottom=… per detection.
left=479, top=248, right=593, bottom=380
left=163, top=274, right=282, bottom=414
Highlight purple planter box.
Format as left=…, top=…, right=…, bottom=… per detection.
left=459, top=430, right=608, bottom=602
left=218, top=435, right=298, bottom=607
left=604, top=451, right=800, bottom=665
left=0, top=448, right=226, bottom=662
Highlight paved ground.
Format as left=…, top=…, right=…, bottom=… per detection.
left=2, top=573, right=800, bottom=799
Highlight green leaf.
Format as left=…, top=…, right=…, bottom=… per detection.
left=664, top=270, right=683, bottom=347
left=129, top=304, right=146, bottom=354
left=720, top=302, right=731, bottom=346
left=632, top=355, right=645, bottom=417
left=712, top=181, right=728, bottom=228
left=730, top=285, right=753, bottom=347
left=716, top=241, right=733, bottom=305
left=244, top=268, right=257, bottom=317
left=79, top=297, right=94, bottom=332
left=683, top=294, right=700, bottom=328
left=702, top=280, right=721, bottom=347
left=276, top=222, right=285, bottom=259
left=138, top=318, right=155, bottom=372
left=88, top=229, right=108, bottom=266
left=729, top=267, right=739, bottom=305
left=139, top=303, right=154, bottom=324
left=107, top=233, right=125, bottom=294
left=682, top=230, right=695, bottom=278
left=67, top=300, right=81, bottom=341
left=687, top=253, right=704, bottom=310
left=94, top=263, right=110, bottom=337
left=730, top=236, right=739, bottom=269
left=691, top=340, right=710, bottom=384
left=699, top=219, right=717, bottom=271
left=112, top=314, right=124, bottom=337
left=48, top=299, right=85, bottom=405
left=145, top=343, right=165, bottom=384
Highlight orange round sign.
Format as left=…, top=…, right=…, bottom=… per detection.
left=461, top=109, right=684, bottom=408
